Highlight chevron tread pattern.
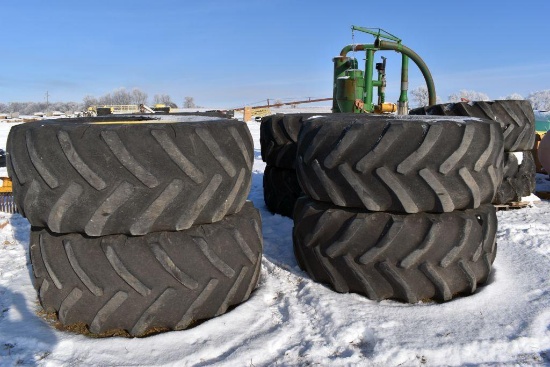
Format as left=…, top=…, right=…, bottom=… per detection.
left=293, top=198, right=497, bottom=303
left=410, top=100, right=535, bottom=151
left=260, top=113, right=328, bottom=169
left=296, top=114, right=504, bottom=213
left=7, top=118, right=253, bottom=236
left=29, top=202, right=262, bottom=337
left=263, top=165, right=303, bottom=218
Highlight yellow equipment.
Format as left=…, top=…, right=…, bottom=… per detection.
left=0, top=177, right=17, bottom=214
left=153, top=104, right=171, bottom=113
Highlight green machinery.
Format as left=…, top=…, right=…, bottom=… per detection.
left=333, top=26, right=436, bottom=115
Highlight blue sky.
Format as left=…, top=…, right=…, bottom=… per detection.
left=1, top=0, right=548, bottom=108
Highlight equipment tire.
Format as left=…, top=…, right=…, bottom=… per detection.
left=263, top=165, right=302, bottom=218
left=296, top=114, right=504, bottom=213
left=493, top=151, right=536, bottom=204
left=260, top=113, right=327, bottom=169
left=410, top=100, right=535, bottom=151
left=293, top=197, right=497, bottom=303
left=7, top=116, right=253, bottom=236
left=30, top=202, right=262, bottom=337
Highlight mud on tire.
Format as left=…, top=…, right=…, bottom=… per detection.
left=30, top=202, right=263, bottom=337
left=263, top=165, right=302, bottom=218
left=296, top=114, right=504, bottom=213
left=7, top=116, right=253, bottom=236
left=493, top=151, right=536, bottom=204
left=293, top=197, right=497, bottom=303
left=410, top=100, right=535, bottom=151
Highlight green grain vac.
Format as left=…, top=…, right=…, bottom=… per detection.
left=333, top=26, right=436, bottom=115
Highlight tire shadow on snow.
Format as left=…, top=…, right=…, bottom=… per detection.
left=249, top=170, right=304, bottom=277
left=0, top=214, right=59, bottom=366
left=0, top=285, right=58, bottom=366
left=9, top=213, right=35, bottom=288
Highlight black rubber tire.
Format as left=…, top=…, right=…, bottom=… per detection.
left=96, top=107, right=112, bottom=116
left=296, top=114, right=504, bottom=213
left=493, top=151, right=536, bottom=204
left=29, top=202, right=263, bottom=337
left=260, top=113, right=327, bottom=169
left=293, top=197, right=497, bottom=303
left=263, top=165, right=302, bottom=218
left=153, top=107, right=171, bottom=113
left=7, top=116, right=253, bottom=236
left=409, top=100, right=535, bottom=151
left=0, top=149, right=5, bottom=167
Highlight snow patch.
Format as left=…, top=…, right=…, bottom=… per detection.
left=513, top=151, right=524, bottom=165
left=0, top=114, right=549, bottom=366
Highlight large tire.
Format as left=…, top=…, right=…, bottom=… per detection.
left=493, top=151, right=536, bottom=204
left=7, top=116, right=253, bottom=236
left=296, top=114, right=504, bottom=213
left=410, top=100, right=535, bottom=151
left=30, top=202, right=263, bottom=337
left=293, top=197, right=497, bottom=303
left=260, top=113, right=327, bottom=169
left=263, top=165, right=302, bottom=218
left=532, top=133, right=546, bottom=174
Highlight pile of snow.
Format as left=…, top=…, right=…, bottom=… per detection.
left=0, top=116, right=549, bottom=366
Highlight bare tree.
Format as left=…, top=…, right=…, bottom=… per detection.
left=410, top=86, right=430, bottom=107
left=83, top=87, right=145, bottom=108
left=448, top=90, right=490, bottom=102
left=8, top=102, right=24, bottom=113
left=131, top=88, right=148, bottom=105
left=153, top=94, right=173, bottom=105
left=527, top=90, right=550, bottom=111
left=0, top=101, right=80, bottom=115
left=82, top=95, right=99, bottom=109
left=111, top=88, right=132, bottom=105
left=501, top=93, right=524, bottom=100
left=183, top=96, right=196, bottom=108
left=63, top=102, right=80, bottom=113
left=98, top=93, right=113, bottom=106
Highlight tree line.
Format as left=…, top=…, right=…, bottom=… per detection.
left=0, top=88, right=198, bottom=114
left=410, top=87, right=550, bottom=110
left=2, top=86, right=549, bottom=115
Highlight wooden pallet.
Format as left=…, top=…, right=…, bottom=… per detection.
left=535, top=191, right=550, bottom=200
left=494, top=201, right=531, bottom=211
left=0, top=177, right=17, bottom=214
left=0, top=193, right=17, bottom=214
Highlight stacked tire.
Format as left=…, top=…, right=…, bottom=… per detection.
left=293, top=114, right=503, bottom=303
left=7, top=116, right=263, bottom=336
left=410, top=100, right=536, bottom=204
left=261, top=114, right=326, bottom=218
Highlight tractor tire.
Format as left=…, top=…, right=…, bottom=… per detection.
left=263, top=165, right=302, bottom=218
left=293, top=197, right=497, bottom=303
left=296, top=114, right=504, bottom=213
left=493, top=151, right=536, bottom=204
left=7, top=116, right=253, bottom=236
left=30, top=202, right=263, bottom=337
left=410, top=100, right=535, bottom=151
left=260, top=113, right=327, bottom=169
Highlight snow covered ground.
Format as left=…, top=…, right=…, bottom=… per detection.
left=1, top=115, right=550, bottom=366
